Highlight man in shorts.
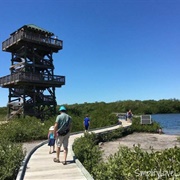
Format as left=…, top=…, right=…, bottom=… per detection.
left=53, top=105, right=72, bottom=165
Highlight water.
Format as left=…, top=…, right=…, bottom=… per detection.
left=152, top=114, right=180, bottom=135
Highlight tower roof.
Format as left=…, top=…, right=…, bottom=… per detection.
left=11, top=24, right=54, bottom=36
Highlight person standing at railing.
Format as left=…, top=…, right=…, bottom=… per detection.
left=126, top=109, right=133, bottom=122
left=45, top=34, right=50, bottom=43
left=54, top=36, right=58, bottom=45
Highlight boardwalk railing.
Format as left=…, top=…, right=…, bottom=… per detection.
left=140, top=115, right=152, bottom=124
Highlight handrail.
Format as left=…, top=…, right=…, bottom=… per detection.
left=0, top=72, right=65, bottom=86
left=7, top=106, right=23, bottom=121
left=2, top=30, right=63, bottom=51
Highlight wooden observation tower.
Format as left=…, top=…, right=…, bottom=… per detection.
left=0, top=24, right=65, bottom=120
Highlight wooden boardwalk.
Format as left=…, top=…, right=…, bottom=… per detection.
left=18, top=120, right=131, bottom=180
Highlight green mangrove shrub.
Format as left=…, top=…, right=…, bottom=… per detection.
left=93, top=145, right=180, bottom=180
left=97, top=126, right=133, bottom=142
left=0, top=138, right=25, bottom=180
left=0, top=116, right=51, bottom=142
left=73, top=133, right=102, bottom=174
left=131, top=117, right=160, bottom=133
left=73, top=128, right=180, bottom=179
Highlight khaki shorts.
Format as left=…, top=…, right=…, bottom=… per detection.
left=56, top=133, right=70, bottom=149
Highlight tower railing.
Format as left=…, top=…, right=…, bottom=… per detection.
left=0, top=72, right=65, bottom=86
left=2, top=30, right=63, bottom=51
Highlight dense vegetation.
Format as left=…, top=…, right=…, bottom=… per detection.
left=0, top=99, right=179, bottom=179
left=73, top=128, right=180, bottom=179
left=95, top=145, right=180, bottom=179
left=66, top=99, right=180, bottom=122
left=0, top=138, right=24, bottom=180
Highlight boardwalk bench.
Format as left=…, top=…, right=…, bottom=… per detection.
left=140, top=115, right=152, bottom=124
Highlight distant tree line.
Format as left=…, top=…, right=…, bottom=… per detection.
left=65, top=98, right=180, bottom=116
left=1, top=99, right=180, bottom=124
left=62, top=99, right=180, bottom=131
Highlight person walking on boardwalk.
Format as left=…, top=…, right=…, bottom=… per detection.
left=53, top=105, right=72, bottom=165
left=84, top=114, right=90, bottom=132
left=48, top=126, right=56, bottom=154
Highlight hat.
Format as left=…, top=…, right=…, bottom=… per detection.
left=49, top=126, right=54, bottom=131
left=59, top=105, right=66, bottom=111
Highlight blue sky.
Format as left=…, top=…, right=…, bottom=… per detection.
left=0, top=0, right=180, bottom=107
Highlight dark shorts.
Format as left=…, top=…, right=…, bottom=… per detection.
left=48, top=139, right=55, bottom=146
left=85, top=125, right=89, bottom=130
